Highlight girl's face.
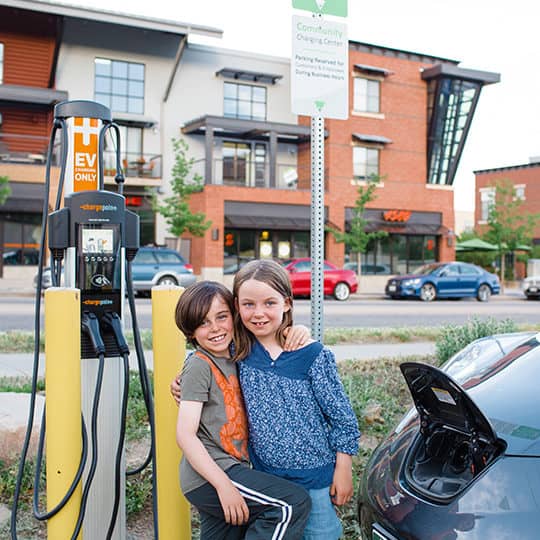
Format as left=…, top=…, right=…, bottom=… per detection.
left=193, top=295, right=234, bottom=356
left=236, top=278, right=291, bottom=344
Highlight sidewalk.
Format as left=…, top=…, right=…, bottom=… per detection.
left=0, top=342, right=436, bottom=378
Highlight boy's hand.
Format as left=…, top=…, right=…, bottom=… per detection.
left=216, top=482, right=250, bottom=525
left=283, top=324, right=311, bottom=351
left=170, top=374, right=181, bottom=405
left=330, top=453, right=354, bottom=506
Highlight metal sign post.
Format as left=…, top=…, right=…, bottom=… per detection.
left=291, top=0, right=348, bottom=340
left=310, top=115, right=325, bottom=340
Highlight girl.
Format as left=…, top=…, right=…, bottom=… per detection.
left=174, top=280, right=311, bottom=539
left=232, top=259, right=360, bottom=540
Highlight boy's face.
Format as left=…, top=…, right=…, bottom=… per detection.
left=193, top=295, right=234, bottom=357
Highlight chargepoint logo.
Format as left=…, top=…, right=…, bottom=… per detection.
left=80, top=204, right=118, bottom=212
left=90, top=274, right=111, bottom=288
left=73, top=117, right=99, bottom=192
left=83, top=299, right=114, bottom=306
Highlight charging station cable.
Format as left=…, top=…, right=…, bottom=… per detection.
left=124, top=258, right=159, bottom=539
left=10, top=118, right=68, bottom=540
left=100, top=312, right=130, bottom=540
left=68, top=312, right=107, bottom=540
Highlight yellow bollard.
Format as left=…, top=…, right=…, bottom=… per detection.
left=152, top=285, right=191, bottom=539
left=45, top=287, right=82, bottom=540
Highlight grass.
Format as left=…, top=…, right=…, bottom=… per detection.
left=0, top=353, right=429, bottom=539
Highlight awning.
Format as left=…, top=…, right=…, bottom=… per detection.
left=353, top=63, right=393, bottom=77
left=225, top=201, right=326, bottom=230
left=1, top=182, right=45, bottom=213
left=216, top=68, right=282, bottom=85
left=353, top=133, right=392, bottom=145
left=182, top=115, right=313, bottom=143
left=0, top=84, right=68, bottom=106
left=346, top=208, right=443, bottom=235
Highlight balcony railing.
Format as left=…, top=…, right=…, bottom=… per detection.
left=0, top=133, right=49, bottom=164
left=190, top=158, right=309, bottom=189
left=103, top=151, right=162, bottom=179
left=0, top=134, right=161, bottom=179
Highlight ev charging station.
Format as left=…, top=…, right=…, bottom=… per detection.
left=10, top=99, right=189, bottom=540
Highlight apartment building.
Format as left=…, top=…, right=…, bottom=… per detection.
left=475, top=159, right=540, bottom=245
left=0, top=0, right=221, bottom=266
left=180, top=40, right=499, bottom=283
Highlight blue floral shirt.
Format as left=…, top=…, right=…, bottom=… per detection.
left=239, top=340, right=360, bottom=489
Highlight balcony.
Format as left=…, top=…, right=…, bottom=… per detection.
left=103, top=151, right=162, bottom=180
left=191, top=158, right=308, bottom=190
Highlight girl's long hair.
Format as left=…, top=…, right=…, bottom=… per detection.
left=232, top=259, right=294, bottom=361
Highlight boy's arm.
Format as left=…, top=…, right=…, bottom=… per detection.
left=329, top=452, right=354, bottom=506
left=176, top=401, right=249, bottom=525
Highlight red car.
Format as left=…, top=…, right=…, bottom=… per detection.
left=282, top=258, right=358, bottom=301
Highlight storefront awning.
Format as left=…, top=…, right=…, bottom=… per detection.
left=346, top=208, right=443, bottom=235
left=1, top=182, right=45, bottom=214
left=225, top=201, right=327, bottom=231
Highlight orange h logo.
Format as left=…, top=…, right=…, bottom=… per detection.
left=73, top=117, right=99, bottom=192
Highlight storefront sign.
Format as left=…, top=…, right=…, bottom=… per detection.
left=383, top=210, right=412, bottom=223
left=291, top=14, right=348, bottom=119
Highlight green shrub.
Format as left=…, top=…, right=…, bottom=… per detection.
left=435, top=316, right=517, bottom=366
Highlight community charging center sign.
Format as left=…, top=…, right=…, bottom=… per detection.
left=291, top=2, right=348, bottom=119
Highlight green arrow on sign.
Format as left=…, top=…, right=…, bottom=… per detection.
left=292, top=0, right=348, bottom=17
left=314, top=100, right=326, bottom=112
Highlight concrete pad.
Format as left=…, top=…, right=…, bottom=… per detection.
left=0, top=393, right=44, bottom=462
left=0, top=503, right=10, bottom=530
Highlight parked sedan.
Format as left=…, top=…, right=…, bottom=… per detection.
left=358, top=330, right=540, bottom=540
left=282, top=258, right=358, bottom=301
left=522, top=275, right=540, bottom=299
left=385, top=262, right=500, bottom=302
left=131, top=246, right=196, bottom=295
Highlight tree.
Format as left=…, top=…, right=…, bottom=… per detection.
left=484, top=178, right=540, bottom=283
left=327, top=175, right=387, bottom=278
left=0, top=176, right=11, bottom=278
left=149, top=138, right=211, bottom=251
left=0, top=175, right=10, bottom=205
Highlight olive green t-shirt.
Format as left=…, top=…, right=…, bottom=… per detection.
left=178, top=348, right=249, bottom=494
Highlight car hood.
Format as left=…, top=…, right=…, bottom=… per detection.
left=400, top=362, right=498, bottom=445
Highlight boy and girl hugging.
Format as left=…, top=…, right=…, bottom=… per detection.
left=172, top=259, right=360, bottom=539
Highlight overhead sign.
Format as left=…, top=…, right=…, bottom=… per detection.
left=291, top=14, right=348, bottom=119
left=292, top=0, right=348, bottom=17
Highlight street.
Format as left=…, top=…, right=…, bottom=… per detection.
left=1, top=293, right=538, bottom=331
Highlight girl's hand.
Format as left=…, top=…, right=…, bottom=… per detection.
left=170, top=374, right=181, bottom=405
left=283, top=324, right=312, bottom=351
left=330, top=453, right=354, bottom=506
left=216, top=482, right=250, bottom=525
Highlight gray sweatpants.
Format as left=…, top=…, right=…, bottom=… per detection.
left=185, top=464, right=311, bottom=539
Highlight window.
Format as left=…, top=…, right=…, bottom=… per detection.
left=353, top=146, right=379, bottom=180
left=94, top=58, right=144, bottom=114
left=514, top=184, right=526, bottom=200
left=480, top=188, right=495, bottom=221
left=0, top=43, right=4, bottom=84
left=224, top=82, right=266, bottom=120
left=353, top=77, right=380, bottom=113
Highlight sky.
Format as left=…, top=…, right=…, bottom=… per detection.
left=61, top=0, right=540, bottom=212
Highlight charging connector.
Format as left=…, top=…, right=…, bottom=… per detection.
left=81, top=312, right=106, bottom=356
left=101, top=312, right=129, bottom=355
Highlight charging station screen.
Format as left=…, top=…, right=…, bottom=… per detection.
left=82, top=228, right=114, bottom=254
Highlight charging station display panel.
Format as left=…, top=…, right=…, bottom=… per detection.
left=78, top=224, right=121, bottom=292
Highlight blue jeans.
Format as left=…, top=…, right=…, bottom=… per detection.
left=302, top=487, right=343, bottom=540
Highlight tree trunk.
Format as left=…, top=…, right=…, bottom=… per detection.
left=500, top=251, right=505, bottom=293
left=356, top=251, right=362, bottom=280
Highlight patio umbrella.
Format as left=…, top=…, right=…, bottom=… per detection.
left=455, top=238, right=499, bottom=252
